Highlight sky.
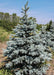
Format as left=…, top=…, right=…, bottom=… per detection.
left=0, top=0, right=54, bottom=24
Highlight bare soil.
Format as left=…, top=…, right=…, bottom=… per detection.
left=0, top=42, right=7, bottom=67
left=46, top=56, right=54, bottom=75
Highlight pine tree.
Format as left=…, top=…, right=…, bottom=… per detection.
left=49, top=22, right=54, bottom=51
left=41, top=24, right=54, bottom=52
left=3, top=1, right=52, bottom=75
left=46, top=22, right=54, bottom=51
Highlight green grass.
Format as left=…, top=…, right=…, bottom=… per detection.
left=0, top=27, right=11, bottom=42
left=0, top=69, right=13, bottom=75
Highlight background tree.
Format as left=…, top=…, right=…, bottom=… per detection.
left=36, top=24, right=42, bottom=30
left=4, top=13, right=10, bottom=21
left=28, top=17, right=36, bottom=23
left=12, top=13, right=17, bottom=22
left=46, top=20, right=52, bottom=31
left=0, top=12, right=4, bottom=20
left=0, top=12, right=20, bottom=31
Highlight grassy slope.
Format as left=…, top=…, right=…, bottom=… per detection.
left=0, top=27, right=13, bottom=75
left=0, top=27, right=11, bottom=42
left=0, top=69, right=13, bottom=75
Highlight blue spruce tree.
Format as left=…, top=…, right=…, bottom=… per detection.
left=3, top=1, right=52, bottom=75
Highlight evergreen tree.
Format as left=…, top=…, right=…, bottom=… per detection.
left=4, top=13, right=10, bottom=21
left=40, top=23, right=54, bottom=52
left=12, top=13, right=17, bottom=23
left=3, top=1, right=52, bottom=75
left=0, top=12, right=4, bottom=20
left=46, top=22, right=54, bottom=51
left=46, top=20, right=52, bottom=31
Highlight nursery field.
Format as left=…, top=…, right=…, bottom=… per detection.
left=0, top=1, right=54, bottom=75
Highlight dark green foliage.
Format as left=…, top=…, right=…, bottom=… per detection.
left=0, top=12, right=4, bottom=20
left=0, top=69, right=13, bottom=75
left=28, top=17, right=36, bottom=22
left=0, top=20, right=15, bottom=31
left=36, top=24, right=42, bottom=30
left=46, top=20, right=52, bottom=31
left=0, top=12, right=20, bottom=31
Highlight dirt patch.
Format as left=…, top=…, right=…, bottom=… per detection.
left=46, top=56, right=54, bottom=75
left=0, top=42, right=7, bottom=66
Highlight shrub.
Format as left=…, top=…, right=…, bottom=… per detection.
left=0, top=69, right=13, bottom=75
